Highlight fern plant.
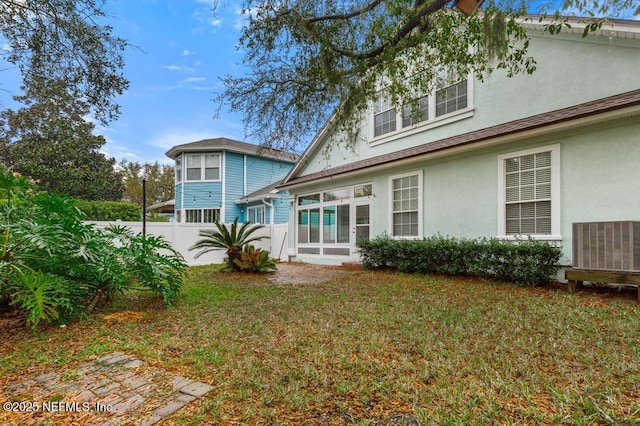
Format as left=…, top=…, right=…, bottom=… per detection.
left=232, top=244, right=277, bottom=273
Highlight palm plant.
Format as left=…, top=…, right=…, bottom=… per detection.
left=189, top=217, right=268, bottom=271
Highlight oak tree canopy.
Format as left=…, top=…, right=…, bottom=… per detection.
left=0, top=0, right=128, bottom=124
left=216, top=0, right=639, bottom=153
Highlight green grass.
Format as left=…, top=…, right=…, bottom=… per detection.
left=2, top=265, right=640, bottom=424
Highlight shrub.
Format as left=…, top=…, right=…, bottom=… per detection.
left=0, top=164, right=186, bottom=329
left=189, top=218, right=268, bottom=272
left=356, top=234, right=562, bottom=286
left=75, top=200, right=141, bottom=221
left=232, top=244, right=277, bottom=273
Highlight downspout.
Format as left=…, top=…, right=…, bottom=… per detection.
left=179, top=154, right=184, bottom=223
left=263, top=197, right=275, bottom=257
left=243, top=155, right=247, bottom=196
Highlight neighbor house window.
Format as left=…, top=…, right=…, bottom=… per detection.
left=435, top=80, right=468, bottom=117
left=186, top=154, right=221, bottom=181
left=390, top=171, right=422, bottom=238
left=498, top=145, right=560, bottom=237
left=374, top=93, right=397, bottom=137
left=184, top=208, right=220, bottom=223
left=247, top=205, right=266, bottom=224
left=175, top=155, right=182, bottom=183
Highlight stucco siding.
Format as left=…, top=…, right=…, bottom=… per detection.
left=287, top=117, right=640, bottom=265
left=297, top=28, right=640, bottom=177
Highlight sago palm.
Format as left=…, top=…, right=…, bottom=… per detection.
left=188, top=217, right=268, bottom=271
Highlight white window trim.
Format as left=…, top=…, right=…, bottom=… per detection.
left=497, top=144, right=561, bottom=240
left=370, top=78, right=474, bottom=146
left=182, top=208, right=221, bottom=223
left=175, top=154, right=183, bottom=183
left=247, top=205, right=266, bottom=224
left=388, top=170, right=423, bottom=239
left=185, top=153, right=222, bottom=182
left=295, top=183, right=374, bottom=257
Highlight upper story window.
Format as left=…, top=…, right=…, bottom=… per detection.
left=374, top=93, right=397, bottom=137
left=175, top=156, right=182, bottom=183
left=186, top=154, right=221, bottom=181
left=372, top=79, right=471, bottom=140
left=436, top=80, right=468, bottom=117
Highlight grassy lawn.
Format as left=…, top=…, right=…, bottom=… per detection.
left=1, top=265, right=640, bottom=424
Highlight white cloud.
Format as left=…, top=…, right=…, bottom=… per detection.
left=182, top=77, right=206, bottom=83
left=182, top=49, right=195, bottom=56
left=162, top=64, right=195, bottom=73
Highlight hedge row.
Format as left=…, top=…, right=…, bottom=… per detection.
left=356, top=235, right=562, bottom=286
left=75, top=200, right=141, bottom=221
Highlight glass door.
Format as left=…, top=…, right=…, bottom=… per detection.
left=353, top=202, right=371, bottom=255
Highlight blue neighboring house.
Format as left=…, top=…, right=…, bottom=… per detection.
left=166, top=137, right=298, bottom=224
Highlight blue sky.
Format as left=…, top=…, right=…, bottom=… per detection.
left=90, top=0, right=249, bottom=164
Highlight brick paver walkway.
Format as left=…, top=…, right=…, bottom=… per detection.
left=3, top=352, right=213, bottom=425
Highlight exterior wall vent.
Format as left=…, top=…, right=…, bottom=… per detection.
left=572, top=221, right=640, bottom=272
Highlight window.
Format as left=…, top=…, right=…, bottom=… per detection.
left=435, top=80, right=468, bottom=117
left=402, top=96, right=429, bottom=128
left=373, top=79, right=470, bottom=140
left=390, top=172, right=422, bottom=238
left=175, top=156, right=182, bottom=183
left=374, top=93, right=397, bottom=137
left=248, top=206, right=266, bottom=224
left=184, top=208, right=220, bottom=223
left=498, top=145, right=560, bottom=238
left=295, top=184, right=372, bottom=257
left=298, top=208, right=320, bottom=244
left=186, top=154, right=221, bottom=181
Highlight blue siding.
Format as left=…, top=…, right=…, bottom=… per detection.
left=245, top=156, right=294, bottom=194
left=224, top=152, right=246, bottom=222
left=182, top=181, right=223, bottom=209
left=172, top=148, right=295, bottom=224
left=175, top=183, right=183, bottom=210
left=272, top=191, right=290, bottom=224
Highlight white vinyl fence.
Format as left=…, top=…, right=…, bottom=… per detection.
left=88, top=221, right=289, bottom=266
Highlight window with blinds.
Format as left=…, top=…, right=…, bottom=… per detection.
left=504, top=151, right=552, bottom=235
left=391, top=173, right=420, bottom=237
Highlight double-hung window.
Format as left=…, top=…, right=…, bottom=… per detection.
left=498, top=145, right=560, bottom=238
left=186, top=154, right=221, bottom=181
left=373, top=79, right=470, bottom=140
left=435, top=80, right=468, bottom=117
left=175, top=156, right=182, bottom=183
left=389, top=171, right=423, bottom=238
left=374, top=93, right=397, bottom=137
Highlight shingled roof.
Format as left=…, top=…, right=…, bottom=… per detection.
left=279, top=89, right=640, bottom=189
left=165, top=137, right=298, bottom=162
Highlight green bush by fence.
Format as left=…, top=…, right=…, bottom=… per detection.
left=76, top=200, right=141, bottom=221
left=356, top=235, right=562, bottom=286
